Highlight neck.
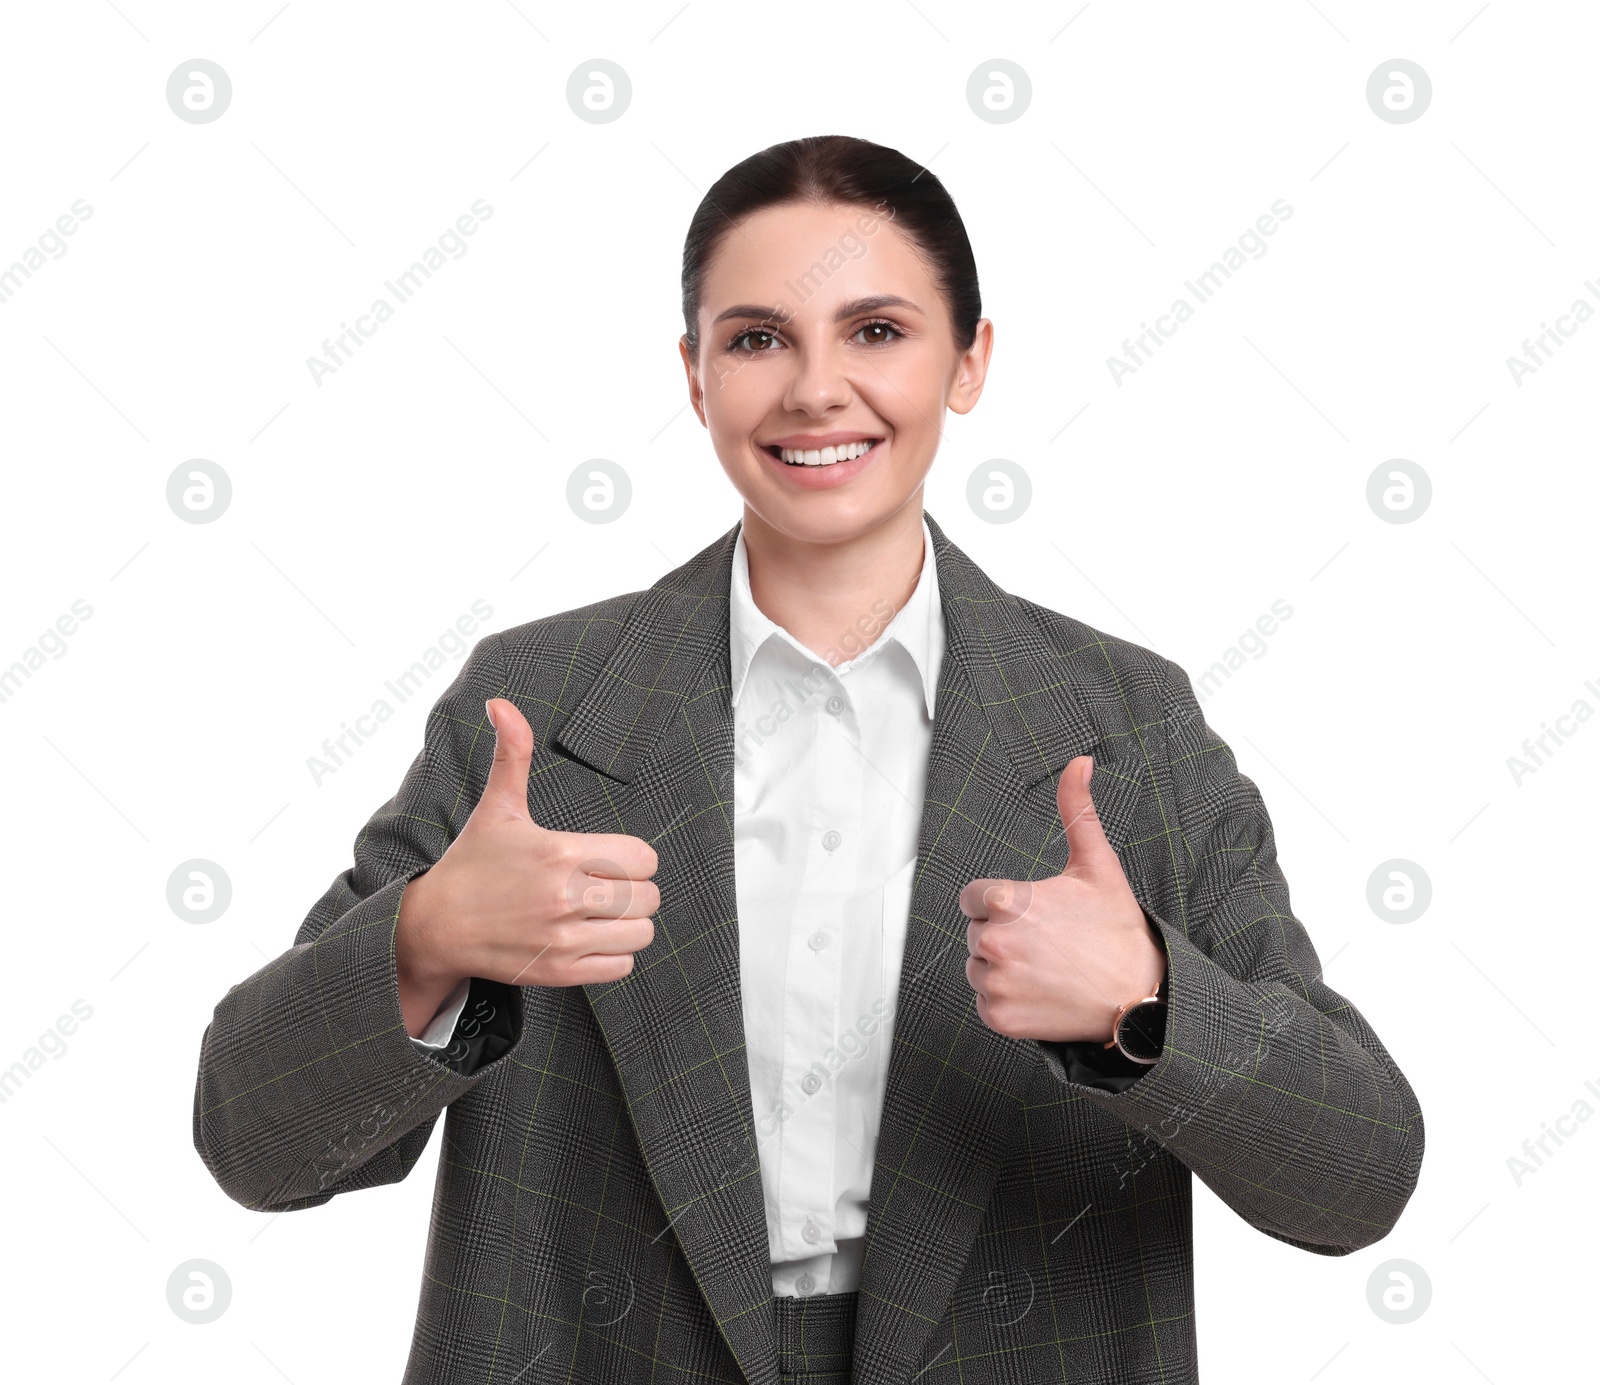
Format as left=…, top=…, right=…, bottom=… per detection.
left=740, top=499, right=926, bottom=668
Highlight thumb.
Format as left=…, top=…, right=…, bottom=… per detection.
left=1057, top=755, right=1117, bottom=877
left=479, top=697, right=536, bottom=822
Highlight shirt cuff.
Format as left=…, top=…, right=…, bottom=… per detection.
left=408, top=976, right=472, bottom=1051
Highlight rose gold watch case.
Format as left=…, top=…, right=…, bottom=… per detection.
left=1104, top=986, right=1166, bottom=1065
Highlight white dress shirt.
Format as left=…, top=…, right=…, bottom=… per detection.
left=413, top=518, right=945, bottom=1300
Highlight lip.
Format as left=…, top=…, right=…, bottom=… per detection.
left=761, top=431, right=883, bottom=449
left=755, top=435, right=885, bottom=489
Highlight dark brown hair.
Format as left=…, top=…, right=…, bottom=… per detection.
left=680, top=134, right=981, bottom=356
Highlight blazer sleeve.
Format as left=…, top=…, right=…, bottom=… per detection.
left=192, top=631, right=524, bottom=1213
left=1035, top=657, right=1426, bottom=1255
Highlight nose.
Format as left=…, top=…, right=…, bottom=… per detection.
left=781, top=334, right=854, bottom=416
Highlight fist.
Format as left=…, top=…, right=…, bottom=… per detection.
left=959, top=756, right=1164, bottom=1044
left=395, top=697, right=661, bottom=1031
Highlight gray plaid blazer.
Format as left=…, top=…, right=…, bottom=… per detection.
left=193, top=510, right=1425, bottom=1384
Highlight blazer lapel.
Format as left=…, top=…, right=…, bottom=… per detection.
left=552, top=525, right=780, bottom=1384
left=549, top=510, right=1147, bottom=1385
left=849, top=514, right=1147, bottom=1385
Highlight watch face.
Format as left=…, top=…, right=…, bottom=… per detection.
left=1117, top=1000, right=1167, bottom=1062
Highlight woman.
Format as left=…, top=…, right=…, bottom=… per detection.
left=194, top=135, right=1424, bottom=1384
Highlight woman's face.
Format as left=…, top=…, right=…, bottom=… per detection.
left=681, top=199, right=992, bottom=546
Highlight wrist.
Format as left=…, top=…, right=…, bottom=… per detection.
left=396, top=870, right=469, bottom=1035
left=1103, top=928, right=1168, bottom=1057
left=1136, top=915, right=1167, bottom=998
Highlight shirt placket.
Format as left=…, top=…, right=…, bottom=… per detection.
left=775, top=663, right=855, bottom=1266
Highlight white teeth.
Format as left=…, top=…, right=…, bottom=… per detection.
left=776, top=439, right=877, bottom=466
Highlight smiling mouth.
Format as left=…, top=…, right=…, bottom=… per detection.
left=762, top=439, right=882, bottom=467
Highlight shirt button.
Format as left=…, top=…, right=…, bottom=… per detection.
left=802, top=1219, right=821, bottom=1244
left=801, top=1072, right=821, bottom=1094
left=822, top=829, right=842, bottom=852
left=808, top=930, right=828, bottom=951
left=825, top=695, right=844, bottom=716
left=796, top=1271, right=815, bottom=1294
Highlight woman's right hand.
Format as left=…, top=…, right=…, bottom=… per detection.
left=394, top=696, right=660, bottom=1038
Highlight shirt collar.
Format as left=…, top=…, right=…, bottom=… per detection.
left=728, top=515, right=941, bottom=720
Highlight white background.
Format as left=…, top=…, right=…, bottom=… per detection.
left=1, top=2, right=1594, bottom=1381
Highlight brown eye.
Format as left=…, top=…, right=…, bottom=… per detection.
left=733, top=329, right=776, bottom=352
left=855, top=320, right=903, bottom=346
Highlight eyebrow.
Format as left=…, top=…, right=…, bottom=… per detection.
left=711, top=294, right=923, bottom=326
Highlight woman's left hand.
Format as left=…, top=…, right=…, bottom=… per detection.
left=960, top=756, right=1167, bottom=1045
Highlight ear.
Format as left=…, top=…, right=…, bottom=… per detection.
left=945, top=317, right=994, bottom=415
left=678, top=335, right=708, bottom=427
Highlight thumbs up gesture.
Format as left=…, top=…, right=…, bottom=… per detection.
left=959, top=756, right=1166, bottom=1045
left=394, top=697, right=661, bottom=1037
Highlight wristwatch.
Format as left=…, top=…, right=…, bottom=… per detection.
left=1103, top=972, right=1168, bottom=1065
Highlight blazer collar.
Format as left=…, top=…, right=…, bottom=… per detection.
left=548, top=509, right=1147, bottom=1385
left=557, top=509, right=1106, bottom=794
